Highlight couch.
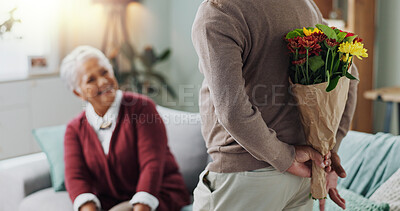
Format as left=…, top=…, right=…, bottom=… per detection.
left=1, top=105, right=400, bottom=211
left=0, top=106, right=208, bottom=211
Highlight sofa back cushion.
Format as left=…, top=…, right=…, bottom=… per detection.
left=156, top=106, right=208, bottom=194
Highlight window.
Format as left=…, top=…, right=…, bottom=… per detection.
left=0, top=0, right=60, bottom=80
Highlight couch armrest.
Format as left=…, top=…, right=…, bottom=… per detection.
left=0, top=153, right=51, bottom=211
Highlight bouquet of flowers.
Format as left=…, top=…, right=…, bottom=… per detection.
left=285, top=24, right=368, bottom=199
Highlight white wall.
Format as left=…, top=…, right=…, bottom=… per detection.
left=169, top=0, right=204, bottom=112
left=0, top=77, right=82, bottom=160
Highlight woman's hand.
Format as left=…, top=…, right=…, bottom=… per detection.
left=79, top=201, right=97, bottom=211
left=319, top=151, right=347, bottom=211
left=133, top=203, right=151, bottom=211
left=286, top=146, right=330, bottom=178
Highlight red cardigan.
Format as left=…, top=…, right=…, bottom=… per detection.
left=64, top=92, right=190, bottom=210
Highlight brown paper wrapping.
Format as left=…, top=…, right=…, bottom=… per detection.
left=291, top=77, right=350, bottom=199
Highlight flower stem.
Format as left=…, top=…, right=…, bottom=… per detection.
left=325, top=49, right=330, bottom=82
left=306, top=49, right=310, bottom=84
left=301, top=65, right=306, bottom=84
left=344, top=55, right=351, bottom=75
left=330, top=51, right=336, bottom=76
left=295, top=49, right=299, bottom=83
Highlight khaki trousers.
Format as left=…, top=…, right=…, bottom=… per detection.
left=193, top=166, right=313, bottom=211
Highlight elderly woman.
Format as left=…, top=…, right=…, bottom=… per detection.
left=60, top=46, right=190, bottom=211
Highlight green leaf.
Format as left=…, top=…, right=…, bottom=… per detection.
left=326, top=69, right=330, bottom=85
left=308, top=56, right=325, bottom=72
left=343, top=35, right=358, bottom=43
left=294, top=29, right=305, bottom=36
left=326, top=76, right=341, bottom=92
left=157, top=49, right=171, bottom=62
left=337, top=32, right=347, bottom=43
left=300, top=77, right=307, bottom=85
left=286, top=31, right=302, bottom=39
left=316, top=24, right=338, bottom=40
left=334, top=28, right=341, bottom=34
left=313, top=75, right=322, bottom=84
left=345, top=72, right=359, bottom=80
left=333, top=54, right=341, bottom=73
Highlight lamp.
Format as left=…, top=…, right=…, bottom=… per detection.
left=92, top=0, right=139, bottom=56
left=92, top=0, right=138, bottom=5
left=92, top=0, right=139, bottom=81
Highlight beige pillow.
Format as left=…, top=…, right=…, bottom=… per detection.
left=370, top=168, right=400, bottom=211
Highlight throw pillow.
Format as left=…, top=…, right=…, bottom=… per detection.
left=370, top=168, right=400, bottom=211
left=312, top=186, right=390, bottom=211
left=32, top=125, right=66, bottom=191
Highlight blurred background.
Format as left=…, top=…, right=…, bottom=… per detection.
left=0, top=0, right=205, bottom=160
left=0, top=0, right=395, bottom=159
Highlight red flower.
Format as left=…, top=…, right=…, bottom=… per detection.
left=312, top=32, right=327, bottom=43
left=339, top=29, right=355, bottom=38
left=310, top=46, right=322, bottom=56
left=299, top=36, right=318, bottom=49
left=292, top=58, right=307, bottom=65
left=325, top=38, right=339, bottom=47
left=354, top=37, right=363, bottom=43
left=299, top=48, right=307, bottom=55
left=298, top=43, right=321, bottom=56
left=287, top=37, right=301, bottom=50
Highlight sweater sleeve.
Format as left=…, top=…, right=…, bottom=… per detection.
left=333, top=64, right=359, bottom=152
left=135, top=99, right=167, bottom=197
left=64, top=123, right=96, bottom=204
left=192, top=1, right=295, bottom=172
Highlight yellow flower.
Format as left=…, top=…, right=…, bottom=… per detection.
left=341, top=54, right=353, bottom=62
left=339, top=41, right=368, bottom=60
left=303, top=27, right=322, bottom=36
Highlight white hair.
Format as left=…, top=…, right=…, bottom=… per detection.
left=60, top=45, right=114, bottom=92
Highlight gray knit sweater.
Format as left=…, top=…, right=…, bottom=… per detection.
left=192, top=0, right=358, bottom=173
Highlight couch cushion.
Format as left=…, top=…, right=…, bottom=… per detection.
left=31, top=106, right=208, bottom=196
left=19, top=188, right=72, bottom=211
left=156, top=106, right=208, bottom=194
left=32, top=125, right=67, bottom=191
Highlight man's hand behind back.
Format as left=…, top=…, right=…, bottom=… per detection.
left=286, top=145, right=331, bottom=178
left=319, top=151, right=347, bottom=211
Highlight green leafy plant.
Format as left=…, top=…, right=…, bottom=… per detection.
left=110, top=42, right=177, bottom=99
